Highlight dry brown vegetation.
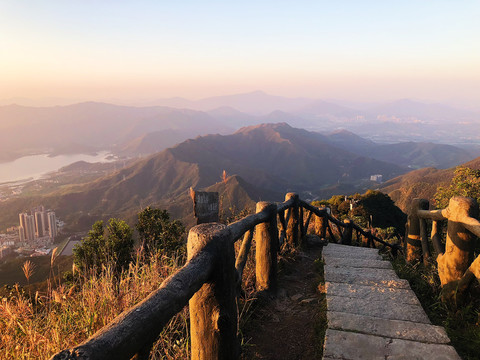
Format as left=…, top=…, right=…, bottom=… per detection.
left=0, top=252, right=189, bottom=359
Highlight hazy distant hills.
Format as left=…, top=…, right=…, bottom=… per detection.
left=366, top=99, right=477, bottom=122
left=2, top=120, right=480, bottom=231
left=2, top=91, right=480, bottom=163
left=0, top=123, right=405, bottom=230
left=0, top=102, right=233, bottom=162
left=380, top=157, right=480, bottom=211
left=322, top=129, right=476, bottom=169
left=149, top=91, right=480, bottom=143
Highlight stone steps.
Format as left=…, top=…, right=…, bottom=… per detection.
left=322, top=243, right=461, bottom=360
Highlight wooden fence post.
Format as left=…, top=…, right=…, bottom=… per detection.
left=255, top=202, right=278, bottom=294
left=314, top=211, right=327, bottom=240
left=406, top=198, right=429, bottom=263
left=362, top=230, right=370, bottom=247
left=437, top=196, right=479, bottom=286
left=419, top=216, right=430, bottom=264
left=285, top=192, right=299, bottom=248
left=431, top=220, right=444, bottom=256
left=342, top=219, right=353, bottom=245
left=188, top=224, right=239, bottom=360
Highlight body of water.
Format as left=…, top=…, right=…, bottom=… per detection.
left=0, top=152, right=114, bottom=184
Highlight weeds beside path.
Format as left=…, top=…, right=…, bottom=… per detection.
left=241, top=242, right=326, bottom=360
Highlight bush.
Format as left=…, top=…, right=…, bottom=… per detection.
left=136, top=207, right=186, bottom=258
left=73, top=219, right=134, bottom=275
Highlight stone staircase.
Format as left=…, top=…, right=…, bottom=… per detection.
left=322, top=243, right=461, bottom=360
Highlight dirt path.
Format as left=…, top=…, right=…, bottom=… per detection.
left=241, top=242, right=325, bottom=360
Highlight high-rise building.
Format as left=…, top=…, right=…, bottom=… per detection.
left=35, top=211, right=44, bottom=238
left=19, top=213, right=27, bottom=239
left=48, top=212, right=57, bottom=238
left=42, top=209, right=49, bottom=233
left=25, top=215, right=36, bottom=241
left=18, top=226, right=25, bottom=242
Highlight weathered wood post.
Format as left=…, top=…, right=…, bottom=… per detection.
left=406, top=198, right=429, bottom=263
left=431, top=220, right=444, bottom=256
left=362, top=230, right=370, bottom=247
left=299, top=206, right=305, bottom=244
left=419, top=216, right=430, bottom=264
left=188, top=223, right=239, bottom=360
left=285, top=192, right=299, bottom=248
left=342, top=219, right=353, bottom=245
left=235, top=229, right=253, bottom=294
left=254, top=202, right=278, bottom=294
left=314, top=212, right=327, bottom=240
left=437, top=196, right=478, bottom=286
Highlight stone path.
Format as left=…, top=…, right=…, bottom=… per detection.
left=322, top=243, right=461, bottom=360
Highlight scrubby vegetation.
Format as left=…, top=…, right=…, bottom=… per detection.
left=435, top=166, right=480, bottom=208
left=313, top=189, right=406, bottom=238
left=0, top=206, right=259, bottom=359
left=1, top=251, right=189, bottom=359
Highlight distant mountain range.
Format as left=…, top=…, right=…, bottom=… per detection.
left=2, top=91, right=480, bottom=164
left=2, top=121, right=480, bottom=232
left=0, top=123, right=405, bottom=230
left=0, top=103, right=233, bottom=162
left=322, top=129, right=477, bottom=169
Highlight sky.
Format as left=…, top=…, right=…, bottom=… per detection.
left=1, top=1, right=479, bottom=106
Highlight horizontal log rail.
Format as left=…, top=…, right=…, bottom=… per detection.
left=418, top=208, right=480, bottom=238
left=51, top=193, right=398, bottom=360
left=300, top=200, right=401, bottom=252
left=409, top=196, right=480, bottom=304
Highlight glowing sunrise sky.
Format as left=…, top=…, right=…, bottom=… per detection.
left=0, top=1, right=479, bottom=106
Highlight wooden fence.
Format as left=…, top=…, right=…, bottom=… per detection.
left=406, top=196, right=480, bottom=301
left=50, top=192, right=400, bottom=360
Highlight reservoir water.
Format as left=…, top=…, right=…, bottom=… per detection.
left=0, top=152, right=113, bottom=184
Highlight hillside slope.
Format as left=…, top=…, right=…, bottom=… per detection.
left=380, top=157, right=480, bottom=211
left=323, top=130, right=477, bottom=169
left=0, top=123, right=405, bottom=231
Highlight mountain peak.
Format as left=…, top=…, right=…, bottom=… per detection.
left=235, top=122, right=292, bottom=135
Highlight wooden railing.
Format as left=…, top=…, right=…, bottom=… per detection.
left=406, top=196, right=480, bottom=300
left=51, top=192, right=400, bottom=360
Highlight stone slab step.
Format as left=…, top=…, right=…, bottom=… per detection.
left=323, top=250, right=382, bottom=261
left=324, top=272, right=411, bottom=288
left=327, top=311, right=450, bottom=344
left=323, top=329, right=461, bottom=360
left=324, top=243, right=380, bottom=253
left=325, top=282, right=420, bottom=305
left=326, top=295, right=431, bottom=323
left=323, top=256, right=393, bottom=269
left=324, top=265, right=399, bottom=280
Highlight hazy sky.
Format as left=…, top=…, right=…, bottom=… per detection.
left=1, top=1, right=479, bottom=105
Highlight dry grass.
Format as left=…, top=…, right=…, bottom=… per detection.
left=1, top=237, right=260, bottom=360
left=0, top=251, right=189, bottom=360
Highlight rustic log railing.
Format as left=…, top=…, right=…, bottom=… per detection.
left=406, top=196, right=480, bottom=302
left=51, top=192, right=399, bottom=360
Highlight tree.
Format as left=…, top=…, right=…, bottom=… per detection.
left=73, top=219, right=134, bottom=275
left=435, top=166, right=480, bottom=209
left=136, top=207, right=185, bottom=257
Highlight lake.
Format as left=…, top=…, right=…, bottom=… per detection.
left=0, top=152, right=114, bottom=184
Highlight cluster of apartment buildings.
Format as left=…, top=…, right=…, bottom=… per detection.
left=18, top=205, right=57, bottom=242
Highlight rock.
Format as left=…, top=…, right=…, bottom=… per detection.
left=300, top=298, right=316, bottom=304
left=290, top=294, right=303, bottom=301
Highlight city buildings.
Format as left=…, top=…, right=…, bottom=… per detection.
left=17, top=206, right=58, bottom=243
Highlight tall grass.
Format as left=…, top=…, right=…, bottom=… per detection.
left=1, top=238, right=260, bottom=360
left=0, top=251, right=189, bottom=360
